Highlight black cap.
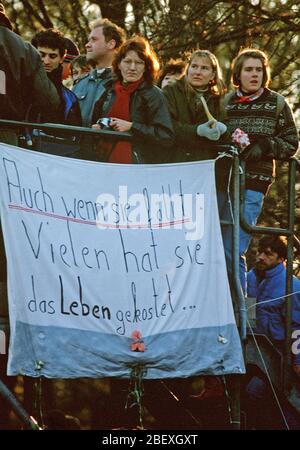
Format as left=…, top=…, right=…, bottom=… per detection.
left=64, top=37, right=80, bottom=63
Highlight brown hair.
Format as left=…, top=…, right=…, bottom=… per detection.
left=159, top=58, right=186, bottom=83
left=186, top=50, right=226, bottom=96
left=112, top=35, right=160, bottom=84
left=32, top=28, right=66, bottom=57
left=90, top=18, right=126, bottom=49
left=258, top=236, right=287, bottom=260
left=231, top=48, right=271, bottom=88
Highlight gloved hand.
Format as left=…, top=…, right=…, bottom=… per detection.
left=197, top=120, right=221, bottom=141
left=240, top=141, right=263, bottom=162
left=216, top=121, right=227, bottom=135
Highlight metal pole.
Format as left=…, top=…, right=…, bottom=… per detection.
left=0, top=378, right=41, bottom=429
left=233, top=156, right=247, bottom=340
left=228, top=153, right=245, bottom=430
left=283, top=159, right=296, bottom=393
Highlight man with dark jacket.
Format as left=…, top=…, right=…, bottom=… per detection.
left=30, top=28, right=82, bottom=157
left=0, top=4, right=60, bottom=146
left=245, top=236, right=300, bottom=429
left=248, top=235, right=300, bottom=372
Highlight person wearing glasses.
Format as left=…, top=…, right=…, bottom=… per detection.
left=91, top=35, right=174, bottom=164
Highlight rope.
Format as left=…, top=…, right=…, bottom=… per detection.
left=247, top=289, right=300, bottom=310
left=221, top=375, right=234, bottom=426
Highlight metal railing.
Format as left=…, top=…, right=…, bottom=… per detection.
left=239, top=157, right=299, bottom=395
left=0, top=119, right=132, bottom=140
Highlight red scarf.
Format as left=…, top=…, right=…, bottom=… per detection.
left=234, top=87, right=264, bottom=104
left=107, top=78, right=143, bottom=163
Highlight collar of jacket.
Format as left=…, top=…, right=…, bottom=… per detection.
left=48, top=65, right=63, bottom=89
left=172, top=75, right=188, bottom=93
left=264, top=262, right=285, bottom=279
left=89, top=67, right=112, bottom=81
left=134, top=79, right=152, bottom=92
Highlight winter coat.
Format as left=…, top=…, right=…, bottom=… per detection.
left=0, top=23, right=60, bottom=125
left=247, top=268, right=260, bottom=298
left=26, top=66, right=82, bottom=157
left=91, top=80, right=174, bottom=164
left=251, top=263, right=300, bottom=364
left=163, top=76, right=231, bottom=190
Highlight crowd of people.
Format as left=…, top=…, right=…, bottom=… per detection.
left=0, top=2, right=299, bottom=429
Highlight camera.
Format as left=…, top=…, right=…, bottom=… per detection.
left=96, top=117, right=112, bottom=128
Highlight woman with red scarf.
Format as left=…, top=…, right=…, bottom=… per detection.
left=92, top=35, right=174, bottom=164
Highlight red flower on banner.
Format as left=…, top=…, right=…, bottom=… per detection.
left=130, top=330, right=145, bottom=352
left=131, top=330, right=141, bottom=340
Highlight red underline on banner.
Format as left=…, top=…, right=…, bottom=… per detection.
left=95, top=218, right=191, bottom=229
left=9, top=204, right=97, bottom=225
left=8, top=204, right=190, bottom=228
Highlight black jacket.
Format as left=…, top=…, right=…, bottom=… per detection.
left=163, top=76, right=231, bottom=191
left=27, top=66, right=82, bottom=157
left=27, top=66, right=81, bottom=126
left=163, top=76, right=229, bottom=161
left=0, top=22, right=60, bottom=122
left=92, top=80, right=174, bottom=164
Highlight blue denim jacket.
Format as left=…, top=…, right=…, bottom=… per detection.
left=73, top=68, right=113, bottom=127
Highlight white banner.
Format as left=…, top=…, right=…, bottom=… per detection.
left=0, top=144, right=244, bottom=378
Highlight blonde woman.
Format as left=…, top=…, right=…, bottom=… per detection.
left=163, top=49, right=228, bottom=168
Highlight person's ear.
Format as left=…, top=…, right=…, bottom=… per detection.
left=107, top=39, right=116, bottom=50
left=59, top=51, right=66, bottom=65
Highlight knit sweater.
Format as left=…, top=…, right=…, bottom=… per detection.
left=224, top=88, right=299, bottom=194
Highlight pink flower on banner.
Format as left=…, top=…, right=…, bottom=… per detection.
left=130, top=330, right=145, bottom=352
left=132, top=330, right=142, bottom=340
